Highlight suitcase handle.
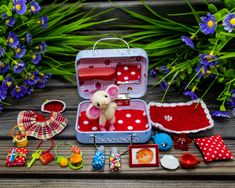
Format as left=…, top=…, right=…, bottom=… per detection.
left=92, top=38, right=130, bottom=55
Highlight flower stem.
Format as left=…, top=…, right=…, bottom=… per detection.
left=161, top=71, right=179, bottom=102
left=184, top=66, right=203, bottom=90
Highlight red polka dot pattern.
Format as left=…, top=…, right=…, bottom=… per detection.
left=78, top=110, right=148, bottom=132
left=194, top=134, right=234, bottom=162
left=5, top=147, right=28, bottom=167
left=116, top=64, right=141, bottom=84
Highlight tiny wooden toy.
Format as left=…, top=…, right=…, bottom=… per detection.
left=179, top=153, right=200, bottom=169
left=9, top=125, right=28, bottom=147
left=152, top=133, right=173, bottom=151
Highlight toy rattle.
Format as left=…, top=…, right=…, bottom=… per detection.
left=55, top=142, right=83, bottom=170
left=86, top=84, right=120, bottom=131
left=9, top=125, right=28, bottom=147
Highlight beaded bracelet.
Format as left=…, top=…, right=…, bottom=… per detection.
left=55, top=141, right=83, bottom=170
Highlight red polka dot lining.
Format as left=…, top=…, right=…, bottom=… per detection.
left=5, top=147, right=28, bottom=167
left=149, top=100, right=214, bottom=134
left=78, top=110, right=148, bottom=132
left=194, top=134, right=234, bottom=162
left=116, top=64, right=141, bottom=84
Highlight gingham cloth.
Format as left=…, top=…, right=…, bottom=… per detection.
left=17, top=110, right=68, bottom=140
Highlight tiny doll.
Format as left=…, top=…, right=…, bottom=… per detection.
left=86, top=85, right=119, bottom=131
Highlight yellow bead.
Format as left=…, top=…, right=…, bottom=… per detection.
left=60, top=157, right=69, bottom=167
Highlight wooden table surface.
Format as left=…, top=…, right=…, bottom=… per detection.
left=0, top=78, right=234, bottom=188
left=1, top=0, right=235, bottom=187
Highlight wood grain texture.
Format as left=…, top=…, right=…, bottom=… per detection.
left=0, top=140, right=234, bottom=178
left=0, top=179, right=235, bottom=188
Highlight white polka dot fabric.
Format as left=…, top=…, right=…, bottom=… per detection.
left=194, top=134, right=234, bottom=162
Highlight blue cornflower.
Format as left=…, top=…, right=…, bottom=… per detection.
left=39, top=16, right=48, bottom=29
left=195, top=65, right=208, bottom=78
left=8, top=32, right=19, bottom=48
left=181, top=35, right=194, bottom=48
left=1, top=13, right=8, bottom=20
left=232, top=108, right=235, bottom=117
left=15, top=46, right=26, bottom=58
left=13, top=61, right=25, bottom=73
left=36, top=73, right=51, bottom=88
left=25, top=72, right=40, bottom=86
left=183, top=90, right=198, bottom=100
left=199, top=13, right=217, bottom=35
left=160, top=80, right=168, bottom=90
left=31, top=53, right=41, bottom=64
left=160, top=66, right=170, bottom=74
left=13, top=0, right=27, bottom=15
left=26, top=33, right=32, bottom=45
left=0, top=104, right=3, bottom=112
left=199, top=54, right=218, bottom=67
left=37, top=41, right=47, bottom=51
left=211, top=110, right=230, bottom=118
left=11, top=85, right=27, bottom=99
left=0, top=61, right=10, bottom=74
left=30, top=1, right=41, bottom=14
left=3, top=76, right=14, bottom=89
left=223, top=13, right=235, bottom=33
left=27, top=87, right=34, bottom=94
left=0, top=85, right=7, bottom=101
left=150, top=69, right=157, bottom=78
left=5, top=16, right=16, bottom=27
left=0, top=46, right=5, bottom=57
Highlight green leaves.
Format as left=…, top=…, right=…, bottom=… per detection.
left=208, top=4, right=218, bottom=13
left=224, top=0, right=235, bottom=10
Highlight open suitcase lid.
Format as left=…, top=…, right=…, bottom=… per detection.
left=75, top=38, right=149, bottom=100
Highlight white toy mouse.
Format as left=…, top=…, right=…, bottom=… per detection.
left=86, top=85, right=120, bottom=131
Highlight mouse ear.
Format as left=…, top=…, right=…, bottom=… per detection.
left=86, top=104, right=101, bottom=119
left=105, top=85, right=119, bottom=99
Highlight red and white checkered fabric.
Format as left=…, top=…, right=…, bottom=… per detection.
left=17, top=110, right=68, bottom=140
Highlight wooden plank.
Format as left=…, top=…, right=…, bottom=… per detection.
left=0, top=140, right=234, bottom=178
left=0, top=179, right=235, bottom=188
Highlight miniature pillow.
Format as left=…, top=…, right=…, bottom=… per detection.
left=194, top=134, right=234, bottom=162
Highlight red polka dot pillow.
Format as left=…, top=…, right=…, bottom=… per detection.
left=194, top=134, right=234, bottom=162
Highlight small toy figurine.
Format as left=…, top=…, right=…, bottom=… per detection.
left=86, top=85, right=120, bottom=131
left=152, top=133, right=173, bottom=151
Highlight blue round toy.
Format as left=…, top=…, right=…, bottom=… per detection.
left=152, top=133, right=173, bottom=151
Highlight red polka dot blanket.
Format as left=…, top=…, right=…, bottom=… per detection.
left=194, top=134, right=234, bottom=162
left=78, top=109, right=149, bottom=132
left=6, top=147, right=28, bottom=167
left=148, top=100, right=214, bottom=134
left=116, top=64, right=141, bottom=84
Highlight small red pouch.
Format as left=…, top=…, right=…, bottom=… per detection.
left=40, top=151, right=54, bottom=165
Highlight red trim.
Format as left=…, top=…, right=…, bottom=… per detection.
left=129, top=144, right=159, bottom=167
